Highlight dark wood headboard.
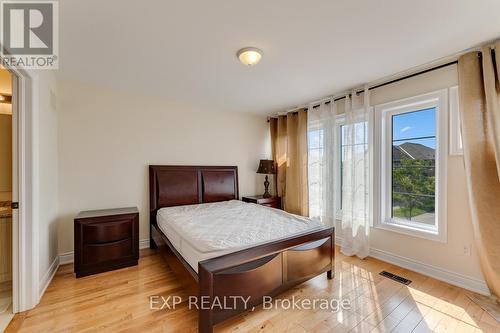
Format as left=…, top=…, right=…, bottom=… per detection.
left=149, top=165, right=239, bottom=225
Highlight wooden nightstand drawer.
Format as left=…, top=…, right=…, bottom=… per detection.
left=75, top=207, right=139, bottom=278
left=83, top=238, right=133, bottom=265
left=242, top=196, right=281, bottom=209
left=261, top=202, right=280, bottom=209
left=82, top=219, right=132, bottom=244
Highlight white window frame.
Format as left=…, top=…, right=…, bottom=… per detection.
left=373, top=89, right=448, bottom=242
left=307, top=120, right=324, bottom=220
left=334, top=114, right=345, bottom=220
left=334, top=111, right=373, bottom=221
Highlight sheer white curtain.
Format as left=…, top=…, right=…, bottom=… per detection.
left=307, top=100, right=336, bottom=226
left=340, top=87, right=371, bottom=258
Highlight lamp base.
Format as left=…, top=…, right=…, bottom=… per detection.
left=263, top=175, right=271, bottom=198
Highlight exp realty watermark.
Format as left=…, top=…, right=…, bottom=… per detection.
left=0, top=1, right=59, bottom=69
left=150, top=295, right=351, bottom=313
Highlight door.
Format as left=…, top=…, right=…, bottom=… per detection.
left=0, top=67, right=14, bottom=328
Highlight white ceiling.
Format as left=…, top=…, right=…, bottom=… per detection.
left=59, top=0, right=500, bottom=115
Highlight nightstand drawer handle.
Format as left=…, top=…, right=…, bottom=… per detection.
left=83, top=238, right=133, bottom=264
left=83, top=220, right=132, bottom=244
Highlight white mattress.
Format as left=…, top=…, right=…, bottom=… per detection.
left=157, top=200, right=321, bottom=272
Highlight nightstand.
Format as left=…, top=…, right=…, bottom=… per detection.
left=74, top=207, right=139, bottom=278
left=242, top=196, right=281, bottom=209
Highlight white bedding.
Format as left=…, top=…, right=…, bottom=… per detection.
left=157, top=200, right=321, bottom=272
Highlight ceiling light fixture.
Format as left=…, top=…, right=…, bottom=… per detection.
left=237, top=47, right=263, bottom=66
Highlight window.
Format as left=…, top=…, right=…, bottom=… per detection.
left=338, top=120, right=369, bottom=216
left=309, top=115, right=365, bottom=221
left=339, top=125, right=344, bottom=211
left=374, top=90, right=448, bottom=242
left=391, top=108, right=436, bottom=225
left=335, top=118, right=345, bottom=217
left=308, top=126, right=324, bottom=218
left=307, top=113, right=341, bottom=222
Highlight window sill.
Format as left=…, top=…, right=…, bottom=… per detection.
left=374, top=220, right=446, bottom=243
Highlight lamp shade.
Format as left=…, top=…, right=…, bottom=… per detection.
left=256, top=159, right=275, bottom=174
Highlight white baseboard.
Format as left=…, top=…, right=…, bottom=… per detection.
left=59, top=251, right=74, bottom=265
left=39, top=255, right=59, bottom=298
left=139, top=238, right=150, bottom=249
left=334, top=235, right=489, bottom=295
left=369, top=247, right=490, bottom=296
left=58, top=238, right=151, bottom=265
left=39, top=239, right=152, bottom=302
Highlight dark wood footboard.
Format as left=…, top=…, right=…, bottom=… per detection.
left=198, top=227, right=334, bottom=333
left=151, top=224, right=334, bottom=333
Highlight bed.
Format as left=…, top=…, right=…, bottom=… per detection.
left=149, top=165, right=335, bottom=333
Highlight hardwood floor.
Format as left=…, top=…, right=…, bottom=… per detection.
left=6, top=247, right=500, bottom=333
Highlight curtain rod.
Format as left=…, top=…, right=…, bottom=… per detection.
left=305, top=60, right=458, bottom=110
left=275, top=39, right=498, bottom=116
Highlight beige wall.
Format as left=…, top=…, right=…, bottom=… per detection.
left=334, top=64, right=484, bottom=285
left=0, top=115, right=12, bottom=193
left=0, top=69, right=12, bottom=116
left=0, top=69, right=11, bottom=93
left=0, top=67, right=12, bottom=287
left=57, top=80, right=271, bottom=254
left=0, top=69, right=12, bottom=195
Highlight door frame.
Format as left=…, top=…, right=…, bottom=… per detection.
left=5, top=64, right=38, bottom=313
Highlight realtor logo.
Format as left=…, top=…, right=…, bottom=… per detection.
left=0, top=1, right=58, bottom=69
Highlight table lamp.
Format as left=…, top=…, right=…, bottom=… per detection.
left=257, top=159, right=276, bottom=198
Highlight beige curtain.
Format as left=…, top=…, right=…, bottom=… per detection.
left=270, top=110, right=309, bottom=216
left=458, top=44, right=500, bottom=298
left=270, top=118, right=278, bottom=169
left=274, top=116, right=287, bottom=198
left=269, top=117, right=278, bottom=197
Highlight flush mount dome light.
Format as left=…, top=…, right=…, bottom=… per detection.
left=237, top=47, right=263, bottom=66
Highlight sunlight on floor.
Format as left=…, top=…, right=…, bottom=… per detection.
left=218, top=249, right=499, bottom=332
left=6, top=248, right=500, bottom=333
left=264, top=250, right=498, bottom=332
